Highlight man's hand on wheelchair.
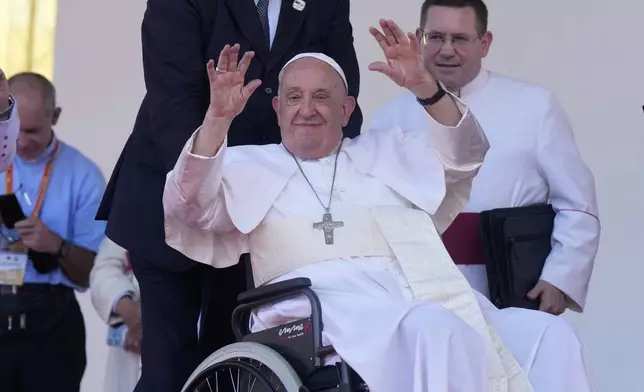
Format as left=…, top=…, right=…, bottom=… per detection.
left=527, top=279, right=566, bottom=316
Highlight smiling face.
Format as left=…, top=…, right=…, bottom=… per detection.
left=418, top=5, right=493, bottom=91
left=273, top=57, right=355, bottom=159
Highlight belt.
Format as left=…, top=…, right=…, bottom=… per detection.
left=0, top=283, right=72, bottom=296
left=0, top=284, right=73, bottom=336
left=441, top=212, right=485, bottom=265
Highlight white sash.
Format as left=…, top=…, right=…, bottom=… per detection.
left=370, top=206, right=533, bottom=392
left=249, top=210, right=394, bottom=286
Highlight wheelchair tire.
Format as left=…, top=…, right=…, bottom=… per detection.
left=181, top=342, right=304, bottom=392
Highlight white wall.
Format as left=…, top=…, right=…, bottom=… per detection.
left=54, top=1, right=146, bottom=391
left=51, top=1, right=644, bottom=391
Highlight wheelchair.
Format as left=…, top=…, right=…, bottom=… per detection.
left=181, top=277, right=368, bottom=392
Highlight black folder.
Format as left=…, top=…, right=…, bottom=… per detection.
left=479, top=204, right=555, bottom=310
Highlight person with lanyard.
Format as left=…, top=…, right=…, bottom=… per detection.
left=0, top=72, right=107, bottom=392
left=0, top=68, right=19, bottom=172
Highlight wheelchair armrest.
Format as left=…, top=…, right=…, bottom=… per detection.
left=231, top=277, right=323, bottom=348
left=237, top=278, right=312, bottom=304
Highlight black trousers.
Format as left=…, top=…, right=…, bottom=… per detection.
left=130, top=250, right=247, bottom=392
left=0, top=290, right=86, bottom=392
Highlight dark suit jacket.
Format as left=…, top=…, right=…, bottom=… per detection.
left=97, top=0, right=363, bottom=269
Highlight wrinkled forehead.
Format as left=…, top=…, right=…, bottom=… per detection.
left=279, top=58, right=347, bottom=94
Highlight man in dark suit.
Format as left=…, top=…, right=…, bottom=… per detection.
left=96, top=0, right=362, bottom=391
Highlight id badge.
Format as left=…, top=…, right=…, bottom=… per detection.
left=107, top=324, right=129, bottom=347
left=0, top=250, right=28, bottom=286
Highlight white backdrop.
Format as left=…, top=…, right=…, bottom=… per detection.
left=50, top=1, right=644, bottom=391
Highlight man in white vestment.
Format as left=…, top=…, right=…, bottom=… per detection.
left=371, top=0, right=600, bottom=315
left=162, top=19, right=593, bottom=392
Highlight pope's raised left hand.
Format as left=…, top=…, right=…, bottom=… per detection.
left=368, top=19, right=436, bottom=98
left=15, top=218, right=63, bottom=254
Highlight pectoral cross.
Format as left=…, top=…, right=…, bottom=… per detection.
left=313, top=212, right=344, bottom=245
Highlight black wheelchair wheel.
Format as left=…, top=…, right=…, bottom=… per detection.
left=181, top=342, right=303, bottom=392
left=183, top=359, right=278, bottom=392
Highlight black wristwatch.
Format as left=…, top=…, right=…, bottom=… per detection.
left=416, top=81, right=447, bottom=107
left=55, top=239, right=70, bottom=259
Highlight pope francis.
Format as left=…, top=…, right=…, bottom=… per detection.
left=163, top=19, right=593, bottom=392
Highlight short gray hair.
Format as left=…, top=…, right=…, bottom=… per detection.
left=8, top=72, right=57, bottom=115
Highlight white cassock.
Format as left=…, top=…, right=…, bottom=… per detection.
left=163, top=94, right=593, bottom=392
left=371, top=70, right=600, bottom=310
left=0, top=98, right=19, bottom=172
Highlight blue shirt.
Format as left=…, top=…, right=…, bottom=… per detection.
left=0, top=135, right=107, bottom=291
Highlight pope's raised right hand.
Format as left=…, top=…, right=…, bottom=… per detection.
left=206, top=44, right=262, bottom=122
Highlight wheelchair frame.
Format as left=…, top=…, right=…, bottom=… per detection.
left=231, top=277, right=366, bottom=392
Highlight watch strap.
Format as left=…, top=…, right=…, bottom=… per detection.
left=416, top=81, right=447, bottom=107
left=55, top=239, right=68, bottom=259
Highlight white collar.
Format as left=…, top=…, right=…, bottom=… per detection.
left=282, top=139, right=344, bottom=162
left=454, top=69, right=490, bottom=98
